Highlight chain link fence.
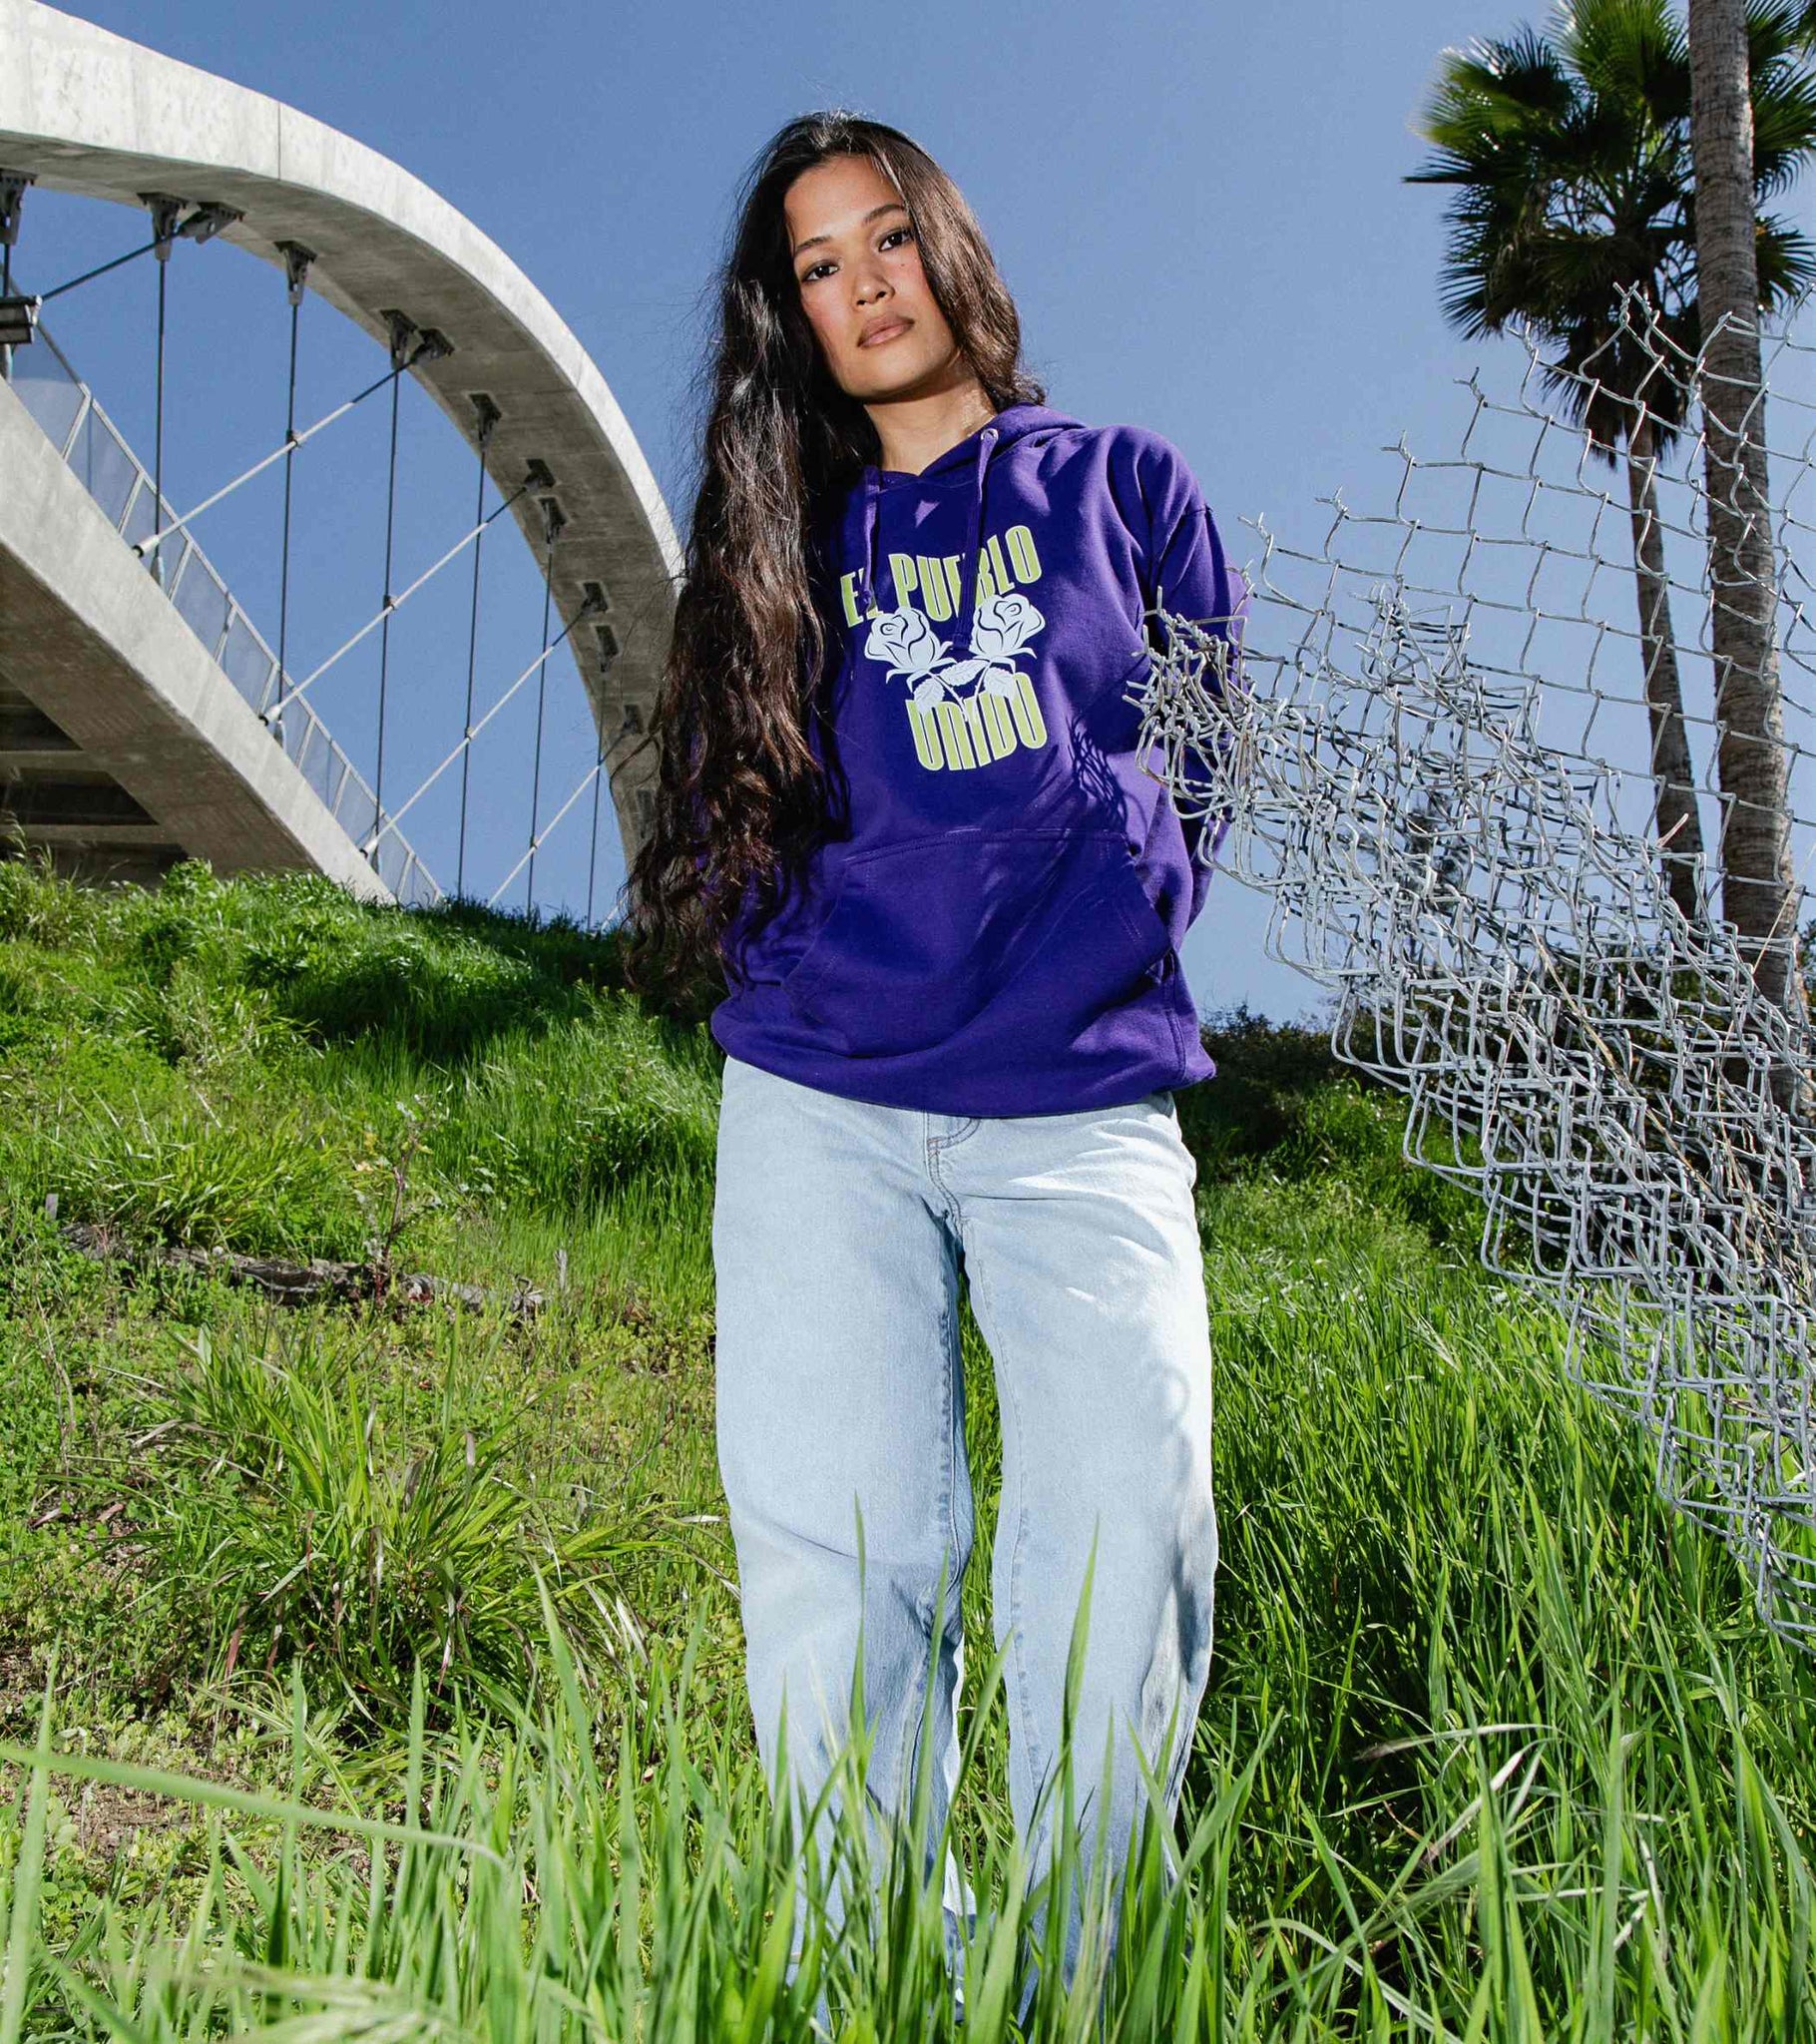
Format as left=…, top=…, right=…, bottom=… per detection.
left=1133, top=286, right=1816, bottom=1645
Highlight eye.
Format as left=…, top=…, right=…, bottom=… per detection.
left=798, top=224, right=916, bottom=286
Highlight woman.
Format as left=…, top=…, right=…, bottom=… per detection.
left=618, top=109, right=1243, bottom=2008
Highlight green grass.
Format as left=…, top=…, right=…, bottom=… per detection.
left=0, top=849, right=1812, bottom=2039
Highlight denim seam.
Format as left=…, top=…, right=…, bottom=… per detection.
left=928, top=1274, right=955, bottom=1629
left=904, top=1258, right=963, bottom=1881
left=1160, top=1691, right=1194, bottom=1821
left=964, top=1236, right=1046, bottom=1845
left=930, top=1119, right=983, bottom=1170
left=942, top=1252, right=966, bottom=1607
left=938, top=1273, right=953, bottom=1534
left=898, top=1267, right=948, bottom=1879
left=900, top=1612, right=935, bottom=1863
left=924, top=1126, right=980, bottom=1218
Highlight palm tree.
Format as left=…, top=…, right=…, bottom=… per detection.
left=1685, top=0, right=1812, bottom=1031
left=1407, top=0, right=1816, bottom=929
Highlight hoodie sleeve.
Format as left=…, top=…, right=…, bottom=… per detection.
left=1135, top=436, right=1249, bottom=926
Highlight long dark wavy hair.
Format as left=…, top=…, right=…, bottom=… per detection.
left=612, top=110, right=1047, bottom=1016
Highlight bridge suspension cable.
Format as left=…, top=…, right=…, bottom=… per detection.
left=16, top=230, right=163, bottom=304
left=145, top=197, right=178, bottom=587
left=140, top=196, right=241, bottom=586
left=375, top=310, right=416, bottom=821
left=273, top=242, right=314, bottom=757
left=489, top=752, right=607, bottom=911
left=366, top=587, right=601, bottom=848
left=131, top=337, right=427, bottom=562
left=457, top=393, right=502, bottom=897
left=584, top=733, right=606, bottom=927
left=0, top=150, right=642, bottom=929
left=524, top=492, right=566, bottom=906
left=262, top=476, right=529, bottom=724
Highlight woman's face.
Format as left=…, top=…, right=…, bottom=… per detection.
left=784, top=154, right=962, bottom=405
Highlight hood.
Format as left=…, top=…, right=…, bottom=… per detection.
left=847, top=402, right=1083, bottom=661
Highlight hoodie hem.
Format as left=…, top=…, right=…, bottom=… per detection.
left=709, top=1000, right=1205, bottom=1118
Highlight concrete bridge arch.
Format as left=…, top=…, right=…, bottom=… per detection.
left=0, top=0, right=678, bottom=897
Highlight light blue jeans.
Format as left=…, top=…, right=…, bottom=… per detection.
left=711, top=1052, right=1219, bottom=2012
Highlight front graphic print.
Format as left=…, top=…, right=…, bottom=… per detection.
left=838, top=521, right=1052, bottom=773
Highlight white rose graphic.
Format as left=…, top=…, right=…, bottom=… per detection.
left=969, top=593, right=1044, bottom=660
left=866, top=606, right=941, bottom=677
left=863, top=587, right=1047, bottom=713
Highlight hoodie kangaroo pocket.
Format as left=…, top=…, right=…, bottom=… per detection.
left=780, top=827, right=1172, bottom=1058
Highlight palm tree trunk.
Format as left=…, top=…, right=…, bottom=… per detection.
left=1624, top=414, right=1705, bottom=924
left=1686, top=0, right=1804, bottom=1035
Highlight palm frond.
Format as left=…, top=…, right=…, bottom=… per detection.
left=1755, top=214, right=1816, bottom=307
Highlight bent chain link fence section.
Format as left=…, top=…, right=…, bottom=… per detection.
left=1130, top=287, right=1816, bottom=1647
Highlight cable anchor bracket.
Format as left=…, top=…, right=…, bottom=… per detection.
left=0, top=170, right=35, bottom=249
left=381, top=306, right=419, bottom=369
left=139, top=194, right=241, bottom=258
left=177, top=202, right=242, bottom=245
left=276, top=239, right=316, bottom=306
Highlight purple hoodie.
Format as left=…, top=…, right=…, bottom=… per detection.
left=708, top=400, right=1245, bottom=1117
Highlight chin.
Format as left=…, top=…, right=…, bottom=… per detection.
left=856, top=349, right=936, bottom=397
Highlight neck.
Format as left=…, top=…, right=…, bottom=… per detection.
left=864, top=378, right=999, bottom=477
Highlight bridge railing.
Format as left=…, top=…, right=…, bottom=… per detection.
left=7, top=323, right=441, bottom=906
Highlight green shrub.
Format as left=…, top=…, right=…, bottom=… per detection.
left=113, top=954, right=308, bottom=1070
left=0, top=951, right=41, bottom=1053
left=431, top=1010, right=719, bottom=1211
left=1187, top=1002, right=1484, bottom=1251
left=0, top=838, right=119, bottom=948
left=122, top=1314, right=672, bottom=1724
left=42, top=1092, right=354, bottom=1257
left=247, top=914, right=551, bottom=1055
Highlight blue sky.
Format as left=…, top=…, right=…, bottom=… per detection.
left=17, top=0, right=1641, bottom=1022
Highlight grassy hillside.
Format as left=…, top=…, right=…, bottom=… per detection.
left=0, top=852, right=1811, bottom=2040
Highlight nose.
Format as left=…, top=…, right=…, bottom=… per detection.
left=853, top=253, right=892, bottom=308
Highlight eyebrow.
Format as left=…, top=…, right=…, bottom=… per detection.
left=790, top=200, right=910, bottom=260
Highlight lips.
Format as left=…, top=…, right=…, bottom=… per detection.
left=858, top=317, right=910, bottom=347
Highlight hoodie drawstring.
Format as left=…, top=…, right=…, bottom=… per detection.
left=852, top=420, right=1001, bottom=655
left=855, top=467, right=882, bottom=619
left=951, top=424, right=998, bottom=660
